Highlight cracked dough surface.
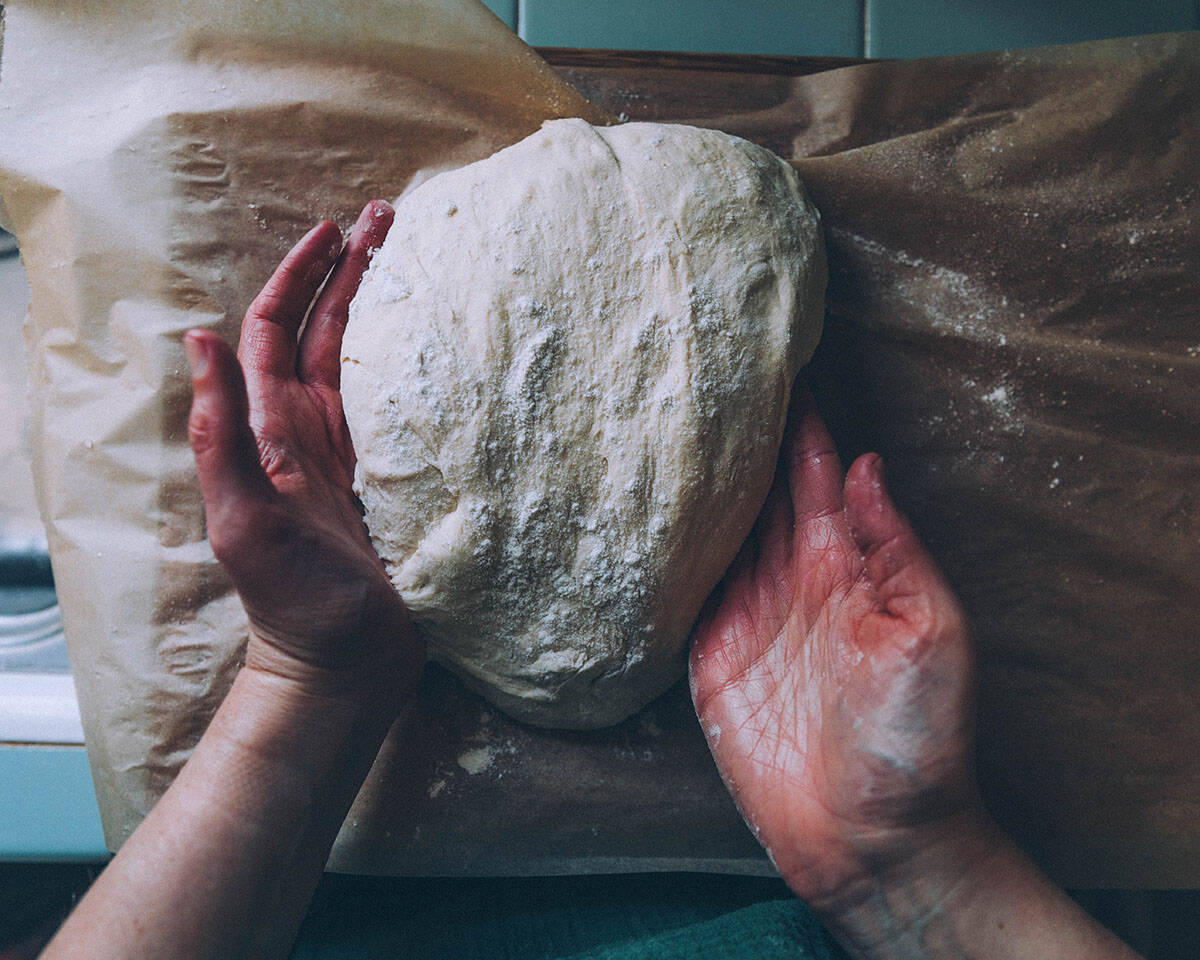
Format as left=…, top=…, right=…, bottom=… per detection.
left=342, top=118, right=825, bottom=728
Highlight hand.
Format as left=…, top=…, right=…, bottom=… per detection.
left=185, top=200, right=422, bottom=708
left=45, top=204, right=428, bottom=960
left=690, top=382, right=989, bottom=917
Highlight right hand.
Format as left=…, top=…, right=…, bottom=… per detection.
left=690, top=382, right=993, bottom=917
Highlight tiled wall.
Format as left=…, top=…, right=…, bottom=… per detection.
left=481, top=0, right=1198, bottom=58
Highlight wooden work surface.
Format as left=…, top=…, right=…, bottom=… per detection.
left=537, top=42, right=1200, bottom=889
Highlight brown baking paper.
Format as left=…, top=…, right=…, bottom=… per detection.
left=790, top=35, right=1200, bottom=888
left=1, top=1, right=1197, bottom=884
left=576, top=32, right=1195, bottom=886
left=610, top=34, right=1198, bottom=886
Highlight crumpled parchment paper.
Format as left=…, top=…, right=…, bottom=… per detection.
left=1, top=0, right=1195, bottom=884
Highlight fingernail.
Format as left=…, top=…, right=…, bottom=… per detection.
left=183, top=332, right=209, bottom=378
left=871, top=453, right=886, bottom=482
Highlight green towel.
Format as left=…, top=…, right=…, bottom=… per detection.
left=560, top=899, right=834, bottom=960
left=290, top=874, right=836, bottom=959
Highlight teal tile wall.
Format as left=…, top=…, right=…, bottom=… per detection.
left=866, top=0, right=1199, bottom=58
left=482, top=0, right=518, bottom=30
left=516, top=0, right=1197, bottom=58
left=519, top=0, right=864, bottom=57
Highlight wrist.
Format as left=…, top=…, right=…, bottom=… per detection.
left=811, top=812, right=1012, bottom=957
left=239, top=574, right=425, bottom=712
left=201, top=662, right=403, bottom=786
left=812, top=817, right=1141, bottom=960
left=240, top=603, right=424, bottom=721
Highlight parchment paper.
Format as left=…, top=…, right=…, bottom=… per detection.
left=0, top=255, right=40, bottom=556
left=1, top=2, right=1196, bottom=885
left=787, top=36, right=1200, bottom=888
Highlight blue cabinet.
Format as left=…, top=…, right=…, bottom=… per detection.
left=0, top=746, right=107, bottom=862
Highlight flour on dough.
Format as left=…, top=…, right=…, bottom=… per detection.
left=342, top=118, right=825, bottom=728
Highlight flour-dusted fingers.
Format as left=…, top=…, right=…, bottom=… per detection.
left=298, top=200, right=394, bottom=390
left=184, top=330, right=276, bottom=560
left=238, top=221, right=343, bottom=381
left=783, top=382, right=863, bottom=593
left=783, top=383, right=845, bottom=526
left=843, top=453, right=965, bottom=632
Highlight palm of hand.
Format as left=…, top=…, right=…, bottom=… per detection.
left=187, top=202, right=420, bottom=691
left=235, top=371, right=387, bottom=663
left=690, top=387, right=980, bottom=913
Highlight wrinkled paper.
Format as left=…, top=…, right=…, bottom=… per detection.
left=0, top=0, right=1196, bottom=884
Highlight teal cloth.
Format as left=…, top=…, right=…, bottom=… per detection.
left=561, top=899, right=833, bottom=960
left=289, top=873, right=838, bottom=959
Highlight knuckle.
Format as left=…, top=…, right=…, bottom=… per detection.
left=244, top=295, right=287, bottom=328
left=895, top=627, right=937, bottom=663
left=894, top=601, right=966, bottom=662
left=206, top=522, right=238, bottom=566
left=206, top=505, right=248, bottom=564
left=188, top=404, right=224, bottom=456
left=208, top=500, right=283, bottom=569
left=865, top=529, right=912, bottom=570
left=255, top=436, right=297, bottom=481
left=236, top=324, right=278, bottom=369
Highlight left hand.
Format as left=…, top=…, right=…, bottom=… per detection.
left=185, top=199, right=422, bottom=708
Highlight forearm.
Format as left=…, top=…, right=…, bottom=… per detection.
left=43, top=667, right=400, bottom=960
left=815, top=819, right=1141, bottom=960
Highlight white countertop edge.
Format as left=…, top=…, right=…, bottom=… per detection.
left=0, top=672, right=85, bottom=744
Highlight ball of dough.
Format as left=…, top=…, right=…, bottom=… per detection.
left=342, top=118, right=825, bottom=728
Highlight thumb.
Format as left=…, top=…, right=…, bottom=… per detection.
left=184, top=330, right=275, bottom=560
left=843, top=454, right=963, bottom=627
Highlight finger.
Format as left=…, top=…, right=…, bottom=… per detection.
left=185, top=330, right=275, bottom=557
left=238, top=220, right=344, bottom=380
left=843, top=453, right=961, bottom=622
left=782, top=380, right=866, bottom=614
left=298, top=199, right=395, bottom=389
left=784, top=380, right=847, bottom=530
left=749, top=454, right=794, bottom=576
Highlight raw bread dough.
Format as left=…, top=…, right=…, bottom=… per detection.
left=342, top=119, right=825, bottom=728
